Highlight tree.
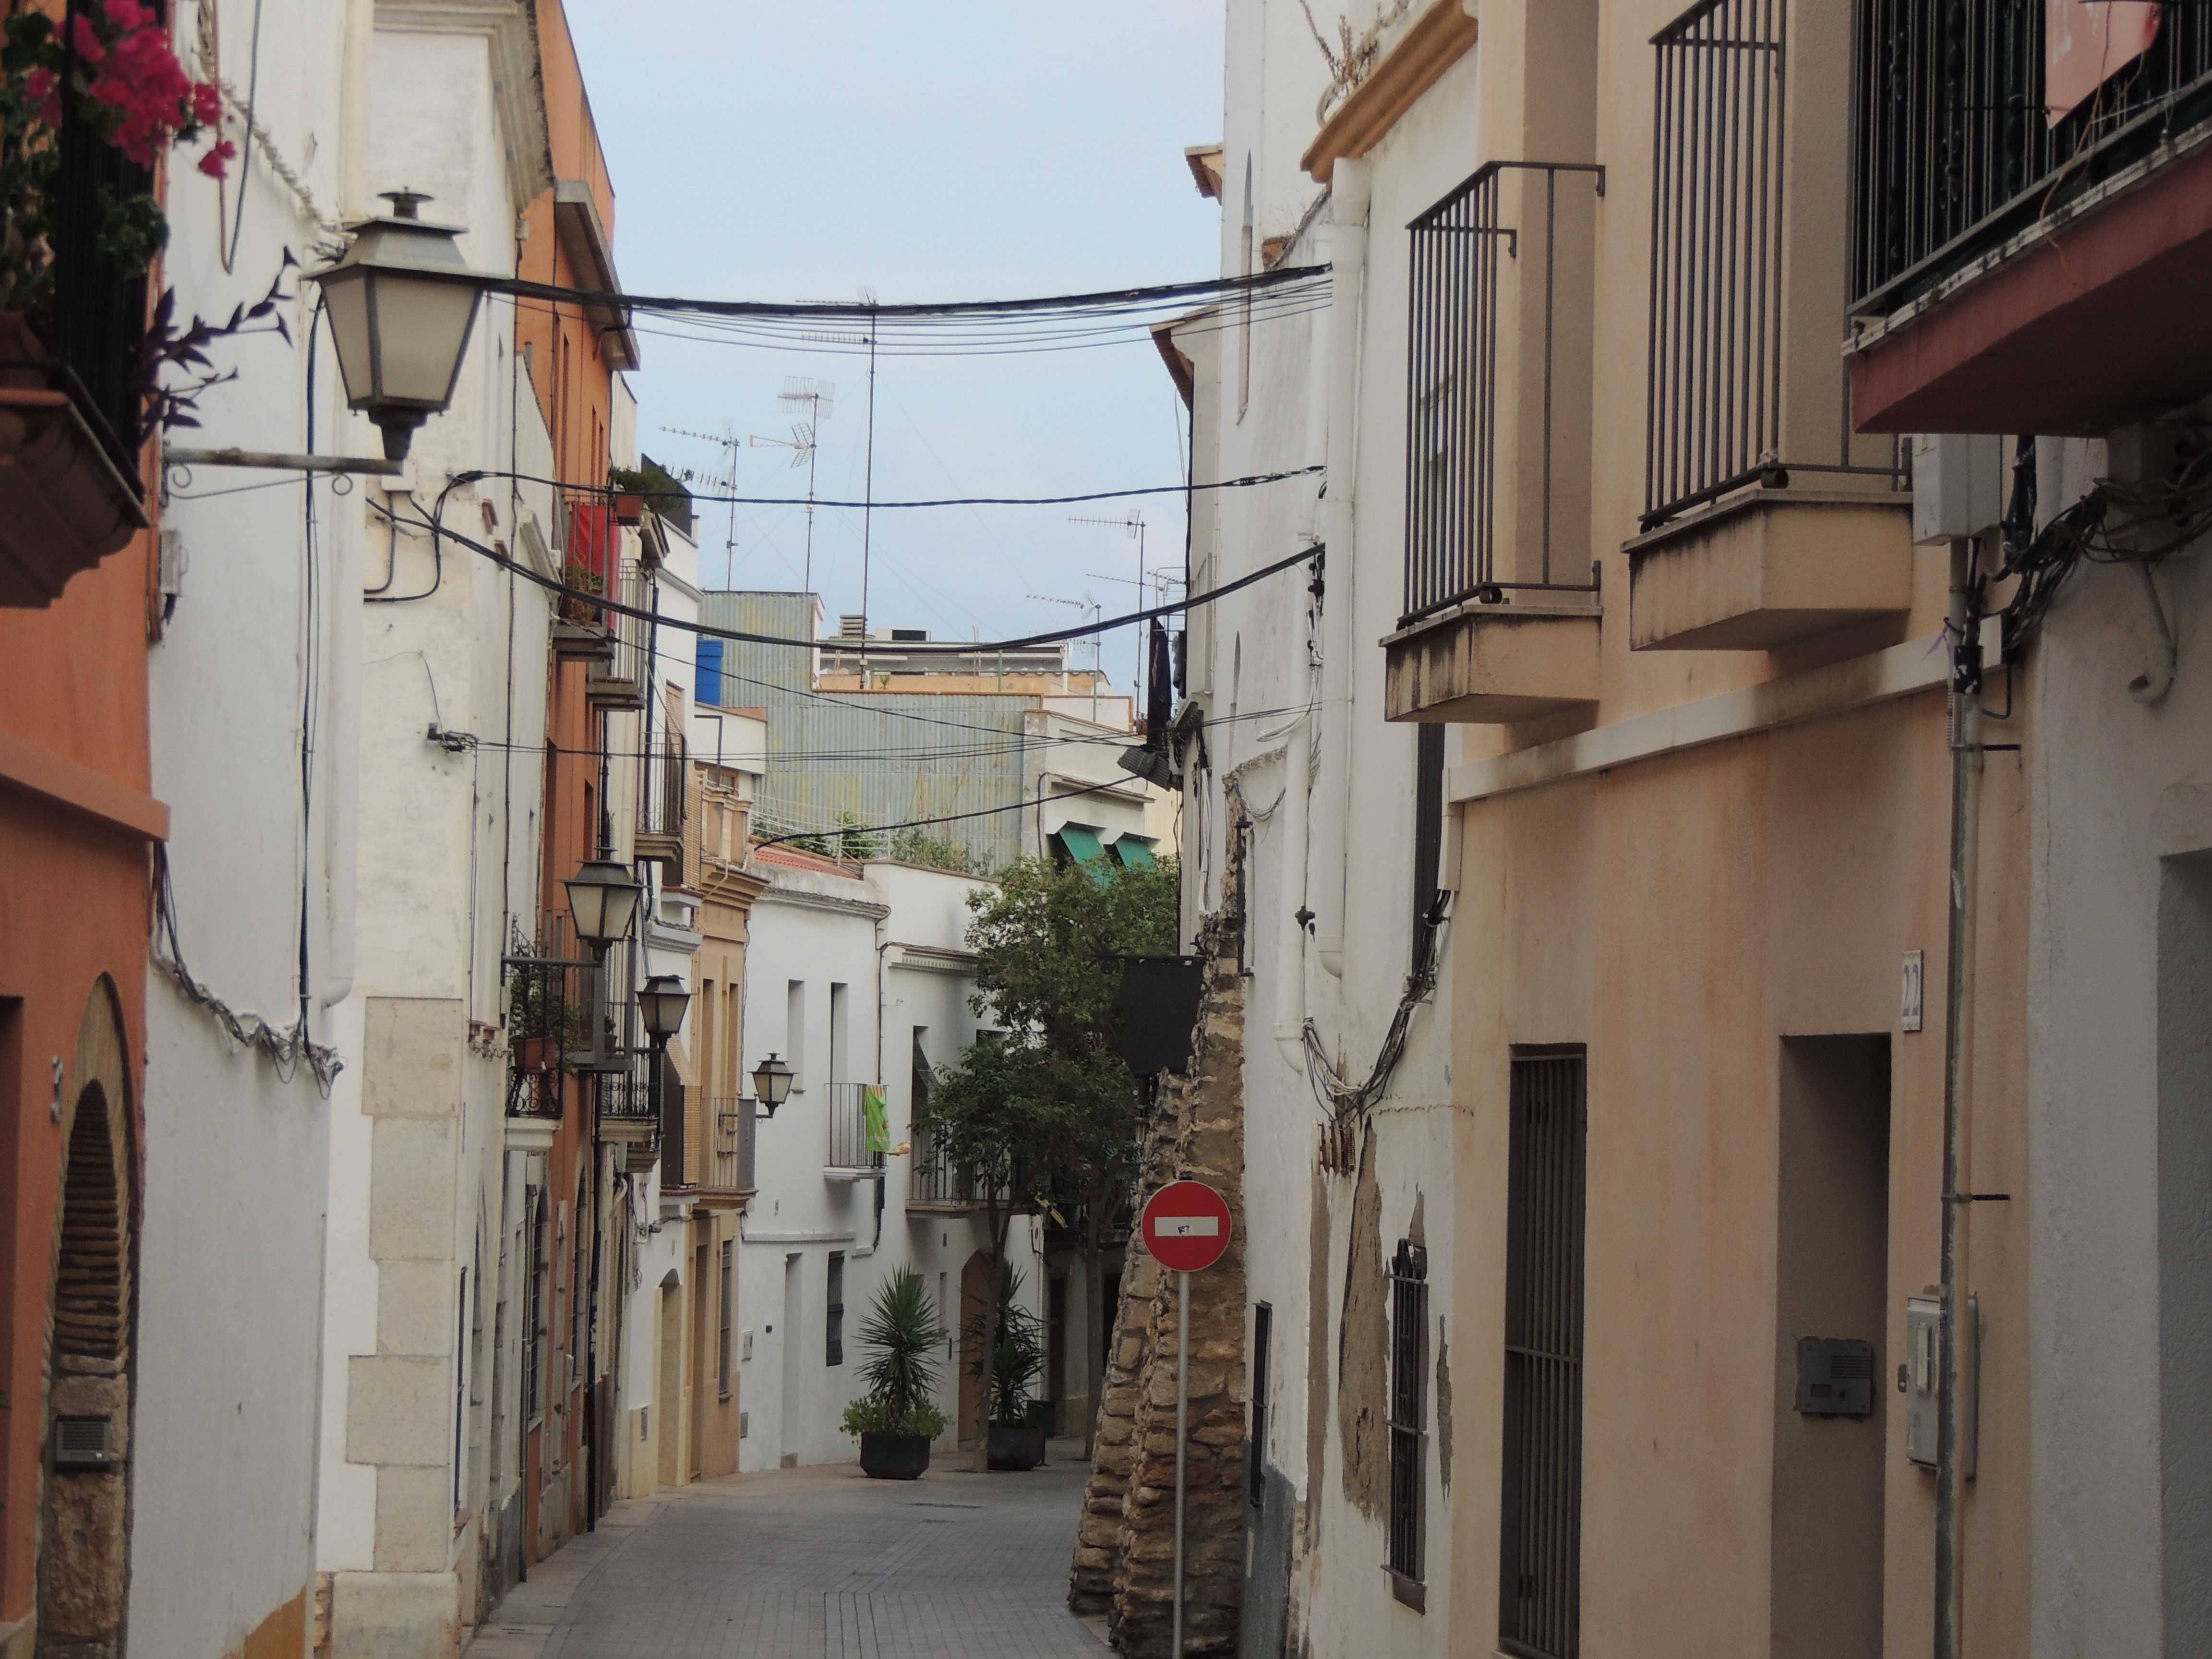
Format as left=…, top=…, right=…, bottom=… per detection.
left=917, top=851, right=1178, bottom=1466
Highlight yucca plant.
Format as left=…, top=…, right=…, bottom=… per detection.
left=841, top=1266, right=947, bottom=1438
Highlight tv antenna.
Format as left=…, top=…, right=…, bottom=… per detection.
left=1070, top=511, right=1148, bottom=706
left=749, top=377, right=833, bottom=597
left=1026, top=590, right=1106, bottom=722
left=802, top=291, right=878, bottom=657
left=661, top=422, right=740, bottom=584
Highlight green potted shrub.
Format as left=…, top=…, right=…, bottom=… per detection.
left=963, top=1266, right=1047, bottom=1470
left=841, top=1267, right=948, bottom=1479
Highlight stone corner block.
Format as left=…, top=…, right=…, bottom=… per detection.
left=327, top=1570, right=459, bottom=1659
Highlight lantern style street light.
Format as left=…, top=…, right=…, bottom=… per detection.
left=750, top=1053, right=795, bottom=1120
left=639, top=975, right=692, bottom=1046
left=563, top=858, right=642, bottom=950
left=310, top=190, right=489, bottom=461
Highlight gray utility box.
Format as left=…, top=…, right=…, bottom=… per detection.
left=1911, top=433, right=2007, bottom=547
left=1795, top=1337, right=1876, bottom=1417
left=1903, top=1293, right=1979, bottom=1476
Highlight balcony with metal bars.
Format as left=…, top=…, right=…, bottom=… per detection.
left=906, top=1127, right=983, bottom=1214
left=1385, top=160, right=1606, bottom=725
left=635, top=729, right=688, bottom=880
left=585, top=559, right=649, bottom=708
left=824, top=1081, right=886, bottom=1181
left=662, top=1095, right=754, bottom=1207
left=1846, top=0, right=2212, bottom=435
left=0, top=102, right=152, bottom=608
left=1627, top=0, right=1912, bottom=654
left=502, top=913, right=593, bottom=1151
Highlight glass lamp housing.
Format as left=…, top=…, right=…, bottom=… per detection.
left=564, top=859, right=642, bottom=946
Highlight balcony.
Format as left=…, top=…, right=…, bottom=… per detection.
left=1848, top=3, right=2212, bottom=433
left=596, top=1061, right=660, bottom=1174
left=824, top=1081, right=885, bottom=1181
left=501, top=914, right=592, bottom=1152
left=907, top=1128, right=983, bottom=1214
left=0, top=119, right=151, bottom=607
left=1387, top=160, right=1604, bottom=723
left=1627, top=488, right=1914, bottom=652
left=635, top=730, right=687, bottom=880
left=585, top=559, right=647, bottom=708
left=663, top=1093, right=754, bottom=1208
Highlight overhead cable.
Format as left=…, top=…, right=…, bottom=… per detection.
left=461, top=462, right=1324, bottom=512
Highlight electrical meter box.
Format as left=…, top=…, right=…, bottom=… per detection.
left=1911, top=434, right=2006, bottom=547
left=1795, top=1337, right=1876, bottom=1416
left=1904, top=1293, right=1979, bottom=1474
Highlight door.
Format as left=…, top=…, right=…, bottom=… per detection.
left=690, top=1238, right=709, bottom=1480
left=780, top=1253, right=805, bottom=1467
left=657, top=1278, right=682, bottom=1488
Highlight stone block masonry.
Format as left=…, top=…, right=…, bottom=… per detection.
left=1071, top=841, right=1249, bottom=1655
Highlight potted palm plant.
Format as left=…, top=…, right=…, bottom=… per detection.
left=964, top=1265, right=1047, bottom=1470
left=841, top=1267, right=948, bottom=1480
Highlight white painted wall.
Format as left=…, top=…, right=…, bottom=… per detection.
left=2028, top=434, right=2212, bottom=1659
left=734, top=857, right=1045, bottom=1471
left=1178, top=4, right=1463, bottom=1653
left=132, top=1, right=357, bottom=1649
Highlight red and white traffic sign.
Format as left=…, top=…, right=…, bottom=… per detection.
left=1141, top=1179, right=1232, bottom=1274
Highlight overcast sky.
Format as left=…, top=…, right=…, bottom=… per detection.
left=565, top=0, right=1228, bottom=689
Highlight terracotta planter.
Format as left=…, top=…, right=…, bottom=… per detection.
left=612, top=491, right=645, bottom=526
left=0, top=312, right=150, bottom=608
left=858, top=1431, right=932, bottom=1480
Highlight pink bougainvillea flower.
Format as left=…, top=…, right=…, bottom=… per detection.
left=190, top=81, right=222, bottom=128
left=196, top=138, right=237, bottom=180
left=103, top=0, right=151, bottom=27
left=68, top=13, right=106, bottom=62
left=24, top=67, right=60, bottom=128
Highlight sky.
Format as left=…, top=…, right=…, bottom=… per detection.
left=564, top=0, right=1229, bottom=693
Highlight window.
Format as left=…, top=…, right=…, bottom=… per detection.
left=826, top=1252, right=845, bottom=1368
left=1412, top=724, right=1446, bottom=975
left=829, top=983, right=849, bottom=1085
left=1388, top=1247, right=1428, bottom=1598
left=523, top=1190, right=545, bottom=1420
left=1500, top=1049, right=1587, bottom=1659
left=719, top=1239, right=735, bottom=1399
left=1250, top=1302, right=1273, bottom=1508
left=786, top=981, right=806, bottom=1090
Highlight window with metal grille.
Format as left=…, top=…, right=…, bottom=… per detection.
left=1500, top=1049, right=1587, bottom=1659
left=719, top=1239, right=735, bottom=1398
left=1388, top=1243, right=1430, bottom=1597
left=1249, top=1302, right=1273, bottom=1508
left=1412, top=724, right=1446, bottom=977
left=826, top=1251, right=845, bottom=1368
left=1643, top=0, right=1790, bottom=529
left=523, top=1191, right=545, bottom=1420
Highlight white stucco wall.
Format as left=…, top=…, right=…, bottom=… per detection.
left=2028, top=435, right=2212, bottom=1659
left=132, top=0, right=356, bottom=1649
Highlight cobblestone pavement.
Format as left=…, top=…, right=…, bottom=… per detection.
left=528, top=1450, right=1109, bottom=1659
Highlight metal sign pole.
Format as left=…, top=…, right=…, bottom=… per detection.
left=1173, top=1267, right=1189, bottom=1659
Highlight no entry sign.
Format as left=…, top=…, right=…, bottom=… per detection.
left=1142, top=1179, right=1232, bottom=1274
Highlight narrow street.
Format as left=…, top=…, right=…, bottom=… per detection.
left=476, top=1447, right=1107, bottom=1659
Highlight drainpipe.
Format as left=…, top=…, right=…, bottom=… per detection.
left=1271, top=715, right=1311, bottom=1074
left=1311, top=160, right=1370, bottom=980
left=1935, top=535, right=1984, bottom=1659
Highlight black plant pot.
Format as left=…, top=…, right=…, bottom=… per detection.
left=987, top=1419, right=1046, bottom=1471
left=859, top=1431, right=932, bottom=1480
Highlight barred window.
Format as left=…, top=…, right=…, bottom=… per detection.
left=826, top=1250, right=846, bottom=1368
left=1388, top=1242, right=1429, bottom=1600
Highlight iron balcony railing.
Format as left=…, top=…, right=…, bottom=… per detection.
left=825, top=1081, right=885, bottom=1173
left=586, top=560, right=648, bottom=705
left=909, top=1127, right=978, bottom=1209
left=694, top=1097, right=757, bottom=1193
left=1852, top=0, right=2212, bottom=317
left=1404, top=160, right=1605, bottom=622
left=596, top=1056, right=657, bottom=1127
left=1644, top=0, right=1791, bottom=528
left=636, top=729, right=688, bottom=878
left=502, top=911, right=593, bottom=1120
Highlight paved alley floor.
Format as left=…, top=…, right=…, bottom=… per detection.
left=493, top=1446, right=1110, bottom=1659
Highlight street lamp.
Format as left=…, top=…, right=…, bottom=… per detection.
left=750, top=1053, right=795, bottom=1120
left=563, top=858, right=642, bottom=950
left=639, top=974, right=692, bottom=1046
left=309, top=189, right=489, bottom=461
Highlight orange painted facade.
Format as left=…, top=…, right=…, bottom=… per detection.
left=520, top=0, right=622, bottom=1563
left=0, top=508, right=158, bottom=1633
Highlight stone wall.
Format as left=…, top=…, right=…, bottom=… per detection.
left=1071, top=867, right=1249, bottom=1655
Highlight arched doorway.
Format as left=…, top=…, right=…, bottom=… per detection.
left=959, top=1250, right=991, bottom=1449
left=38, top=978, right=135, bottom=1659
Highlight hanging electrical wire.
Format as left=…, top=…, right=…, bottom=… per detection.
left=474, top=461, right=1323, bottom=513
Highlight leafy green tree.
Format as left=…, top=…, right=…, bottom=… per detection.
left=917, top=851, right=1178, bottom=1465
